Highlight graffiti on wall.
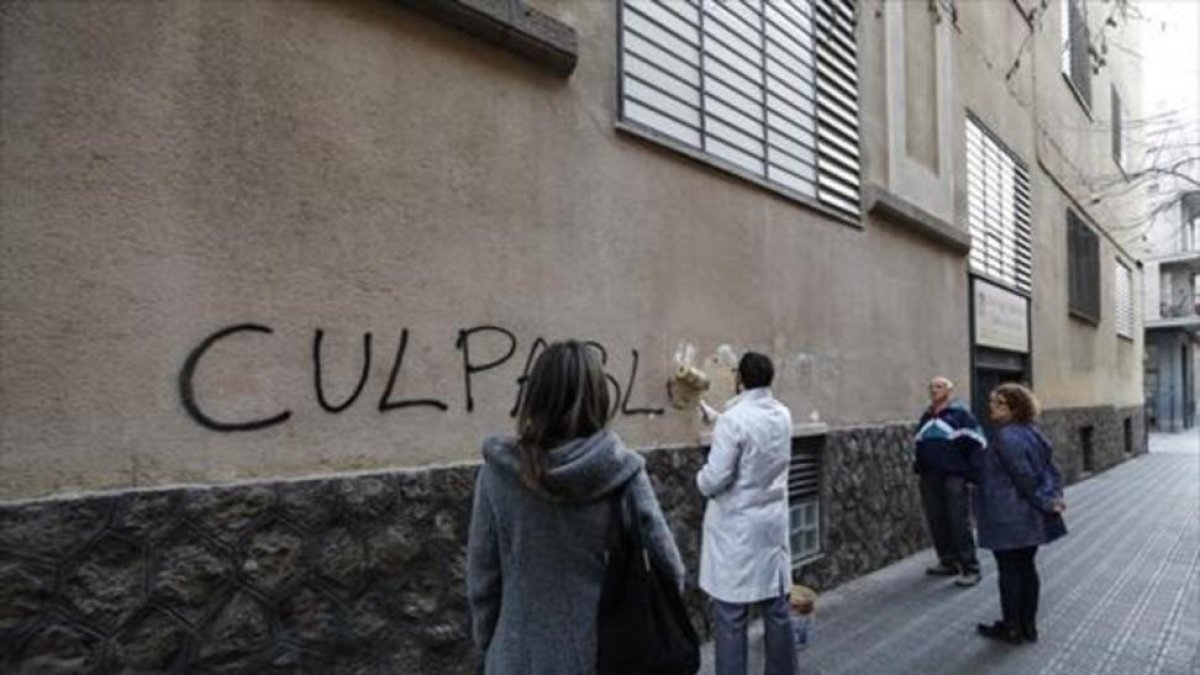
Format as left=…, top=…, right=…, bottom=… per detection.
left=179, top=323, right=665, bottom=432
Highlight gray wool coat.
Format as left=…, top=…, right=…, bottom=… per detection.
left=467, top=430, right=686, bottom=675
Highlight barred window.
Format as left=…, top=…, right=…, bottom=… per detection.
left=618, top=0, right=861, bottom=218
left=966, top=116, right=1032, bottom=293
left=1115, top=260, right=1133, bottom=338
left=1068, top=209, right=1101, bottom=323
left=788, top=437, right=822, bottom=565
left=1061, top=0, right=1091, bottom=108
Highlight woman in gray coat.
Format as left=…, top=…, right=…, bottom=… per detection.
left=974, top=383, right=1066, bottom=645
left=467, top=340, right=686, bottom=674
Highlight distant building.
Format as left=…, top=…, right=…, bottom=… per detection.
left=1143, top=192, right=1200, bottom=430
left=1139, top=0, right=1200, bottom=432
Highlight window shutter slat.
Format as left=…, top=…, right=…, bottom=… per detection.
left=620, top=0, right=860, bottom=217
left=966, top=117, right=1032, bottom=294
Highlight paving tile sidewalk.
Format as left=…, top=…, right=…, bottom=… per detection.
left=699, top=429, right=1200, bottom=675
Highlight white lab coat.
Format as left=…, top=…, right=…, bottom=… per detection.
left=696, top=388, right=794, bottom=604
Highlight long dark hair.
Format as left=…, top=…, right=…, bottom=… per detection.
left=516, top=340, right=612, bottom=490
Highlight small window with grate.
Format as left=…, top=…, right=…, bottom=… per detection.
left=1068, top=209, right=1101, bottom=324
left=788, top=436, right=823, bottom=566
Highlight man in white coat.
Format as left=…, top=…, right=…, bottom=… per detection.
left=697, top=352, right=796, bottom=675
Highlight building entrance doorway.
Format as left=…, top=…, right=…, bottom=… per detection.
left=970, top=276, right=1031, bottom=432
left=972, top=347, right=1029, bottom=435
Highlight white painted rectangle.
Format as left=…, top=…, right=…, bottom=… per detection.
left=974, top=279, right=1030, bottom=353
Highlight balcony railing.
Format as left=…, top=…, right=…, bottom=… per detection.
left=1161, top=293, right=1200, bottom=319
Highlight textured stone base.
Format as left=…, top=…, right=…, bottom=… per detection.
left=1, top=471, right=480, bottom=674
left=0, top=408, right=1145, bottom=672
left=792, top=424, right=930, bottom=592
left=1039, top=405, right=1147, bottom=484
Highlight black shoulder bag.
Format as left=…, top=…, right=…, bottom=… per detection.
left=596, top=480, right=700, bottom=675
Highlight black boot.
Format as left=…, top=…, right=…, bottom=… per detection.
left=976, top=621, right=1023, bottom=645
left=1020, top=624, right=1038, bottom=643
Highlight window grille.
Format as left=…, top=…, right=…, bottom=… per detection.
left=788, top=437, right=822, bottom=565
left=1068, top=209, right=1101, bottom=323
left=1061, top=0, right=1091, bottom=108
left=1115, top=260, right=1133, bottom=338
left=966, top=116, right=1032, bottom=294
left=618, top=0, right=861, bottom=218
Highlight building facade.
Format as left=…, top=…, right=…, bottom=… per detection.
left=1143, top=192, right=1200, bottom=430
left=1139, top=0, right=1200, bottom=432
left=0, top=0, right=1147, bottom=671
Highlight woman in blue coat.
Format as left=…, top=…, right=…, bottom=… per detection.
left=975, top=383, right=1067, bottom=645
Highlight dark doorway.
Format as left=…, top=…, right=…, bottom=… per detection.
left=1146, top=370, right=1159, bottom=430
left=972, top=348, right=1029, bottom=436
left=1184, top=344, right=1194, bottom=429
left=973, top=369, right=1026, bottom=432
left=1080, top=426, right=1096, bottom=474
left=1123, top=418, right=1133, bottom=455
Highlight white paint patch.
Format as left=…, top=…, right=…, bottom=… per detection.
left=714, top=344, right=738, bottom=369
left=674, top=342, right=698, bottom=369
left=788, top=352, right=817, bottom=370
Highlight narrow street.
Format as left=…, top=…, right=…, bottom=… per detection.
left=701, top=430, right=1200, bottom=674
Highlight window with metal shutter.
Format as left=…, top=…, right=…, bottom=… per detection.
left=1111, top=86, right=1124, bottom=169
left=788, top=436, right=822, bottom=565
left=1068, top=209, right=1101, bottom=323
left=1115, top=260, right=1133, bottom=338
left=812, top=0, right=860, bottom=217
left=965, top=116, right=1032, bottom=294
left=1061, top=0, right=1091, bottom=108
left=618, top=0, right=860, bottom=218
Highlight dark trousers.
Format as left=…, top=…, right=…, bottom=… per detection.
left=918, top=473, right=979, bottom=572
left=712, top=595, right=797, bottom=675
left=994, top=546, right=1040, bottom=631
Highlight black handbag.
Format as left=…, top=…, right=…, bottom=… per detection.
left=596, top=479, right=700, bottom=675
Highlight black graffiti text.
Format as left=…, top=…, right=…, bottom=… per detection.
left=179, top=323, right=663, bottom=432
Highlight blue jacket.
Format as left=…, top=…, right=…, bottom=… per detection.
left=976, top=423, right=1067, bottom=551
left=913, top=401, right=987, bottom=478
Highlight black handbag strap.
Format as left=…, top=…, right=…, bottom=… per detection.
left=605, top=474, right=649, bottom=569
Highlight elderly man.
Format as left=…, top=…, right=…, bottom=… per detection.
left=914, top=377, right=987, bottom=587
left=697, top=352, right=796, bottom=675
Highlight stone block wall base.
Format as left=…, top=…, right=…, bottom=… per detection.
left=792, top=424, right=931, bottom=592
left=0, top=470, right=481, bottom=674
left=0, top=410, right=1142, bottom=671
left=1039, top=405, right=1147, bottom=485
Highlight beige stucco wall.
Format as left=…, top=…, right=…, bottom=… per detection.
left=1029, top=0, right=1144, bottom=408
left=0, top=0, right=971, bottom=501
left=950, top=0, right=1144, bottom=409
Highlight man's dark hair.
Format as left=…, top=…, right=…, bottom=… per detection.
left=738, top=352, right=774, bottom=389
